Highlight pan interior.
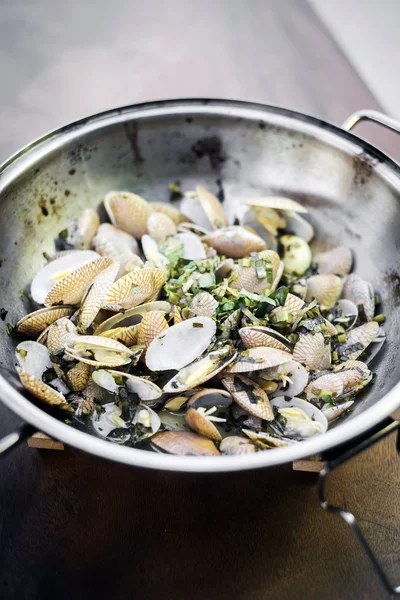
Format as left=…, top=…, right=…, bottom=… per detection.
left=0, top=100, right=399, bottom=461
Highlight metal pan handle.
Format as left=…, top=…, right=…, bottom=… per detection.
left=0, top=424, right=35, bottom=457
left=319, top=417, right=400, bottom=595
left=342, top=109, right=400, bottom=135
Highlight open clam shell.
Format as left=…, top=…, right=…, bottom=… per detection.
left=147, top=212, right=177, bottom=243
left=293, top=332, right=331, bottom=371
left=92, top=369, right=162, bottom=401
left=66, top=209, right=100, bottom=250
left=305, top=274, right=342, bottom=310
left=202, top=226, right=266, bottom=259
left=253, top=206, right=286, bottom=237
left=333, top=360, right=372, bottom=394
left=103, top=267, right=166, bottom=311
left=15, top=305, right=74, bottom=337
left=343, top=274, right=375, bottom=322
left=313, top=246, right=352, bottom=276
left=31, top=250, right=100, bottom=304
left=163, top=345, right=237, bottom=393
left=280, top=235, right=312, bottom=276
left=152, top=202, right=190, bottom=225
left=151, top=431, right=220, bottom=456
left=335, top=321, right=379, bottom=361
left=93, top=223, right=140, bottom=277
left=141, top=234, right=170, bottom=270
left=220, top=436, right=257, bottom=455
left=17, top=368, right=72, bottom=412
left=177, top=223, right=210, bottom=236
left=334, top=299, right=358, bottom=330
left=94, top=301, right=171, bottom=335
left=77, top=261, right=119, bottom=332
left=45, top=257, right=112, bottom=307
left=322, top=401, right=354, bottom=423
left=137, top=310, right=169, bottom=351
left=304, top=373, right=343, bottom=402
left=225, top=346, right=292, bottom=374
left=196, top=185, right=227, bottom=229
left=270, top=396, right=328, bottom=439
left=242, top=429, right=291, bottom=448
left=146, top=316, right=216, bottom=371
left=230, top=250, right=281, bottom=294
left=98, top=324, right=140, bottom=346
left=266, top=360, right=309, bottom=398
left=221, top=374, right=273, bottom=421
left=65, top=335, right=134, bottom=367
left=104, top=191, right=153, bottom=239
left=242, top=196, right=308, bottom=214
left=175, top=232, right=207, bottom=260
left=185, top=407, right=224, bottom=441
left=285, top=211, right=314, bottom=242
left=46, top=317, right=78, bottom=354
left=239, top=326, right=292, bottom=352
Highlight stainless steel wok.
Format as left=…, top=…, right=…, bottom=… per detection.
left=1, top=99, right=400, bottom=592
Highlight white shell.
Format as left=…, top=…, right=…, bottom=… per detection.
left=93, top=369, right=163, bottom=401
left=273, top=360, right=309, bottom=397
left=31, top=250, right=100, bottom=304
left=175, top=232, right=206, bottom=260
left=180, top=195, right=211, bottom=229
left=322, top=401, right=354, bottom=423
left=145, top=317, right=216, bottom=371
left=92, top=403, right=129, bottom=441
left=270, top=396, right=328, bottom=438
left=141, top=234, right=169, bottom=269
left=15, top=341, right=52, bottom=379
left=336, top=299, right=358, bottom=330
left=285, top=211, right=314, bottom=242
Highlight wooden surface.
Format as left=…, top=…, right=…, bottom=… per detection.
left=1, top=1, right=400, bottom=599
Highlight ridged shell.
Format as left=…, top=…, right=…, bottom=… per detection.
left=16, top=306, right=74, bottom=336
left=272, top=293, right=305, bottom=320
left=185, top=408, right=222, bottom=441
left=94, top=301, right=171, bottom=334
left=305, top=274, right=342, bottom=310
left=151, top=431, right=220, bottom=456
left=147, top=212, right=177, bottom=242
left=243, top=196, right=308, bottom=213
left=254, top=206, right=286, bottom=236
left=221, top=374, right=273, bottom=421
left=230, top=250, right=281, bottom=294
left=66, top=209, right=100, bottom=249
left=220, top=436, right=256, bottom=455
left=65, top=335, right=134, bottom=367
left=196, top=185, right=227, bottom=229
left=336, top=321, right=379, bottom=361
left=304, top=373, right=343, bottom=401
left=242, top=429, right=289, bottom=448
left=226, top=347, right=292, bottom=373
left=293, top=333, right=331, bottom=370
left=44, top=258, right=112, bottom=306
left=93, top=223, right=140, bottom=276
left=103, top=268, right=166, bottom=311
left=202, top=226, right=266, bottom=259
left=46, top=318, right=78, bottom=354
left=239, top=327, right=291, bottom=352
left=314, top=246, right=352, bottom=276
left=189, top=292, right=218, bottom=318
left=63, top=361, right=91, bottom=392
left=333, top=360, right=371, bottom=392
left=77, top=262, right=119, bottom=332
left=151, top=202, right=190, bottom=225
left=104, top=191, right=153, bottom=239
left=343, top=274, right=375, bottom=321
left=17, top=368, right=72, bottom=412
left=99, top=324, right=140, bottom=346
left=173, top=305, right=182, bottom=324
left=137, top=311, right=169, bottom=350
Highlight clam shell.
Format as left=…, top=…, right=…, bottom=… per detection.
left=314, top=246, right=352, bottom=276
left=305, top=274, right=342, bottom=310
left=63, top=361, right=91, bottom=392
left=103, top=268, right=166, bottom=311
left=141, top=234, right=170, bottom=270
left=272, top=292, right=305, bottom=320
left=93, top=223, right=140, bottom=276
left=104, top=191, right=153, bottom=239
left=304, top=373, right=343, bottom=401
left=335, top=299, right=358, bottom=330
left=17, top=368, right=72, bottom=411
left=151, top=431, right=220, bottom=456
left=239, top=327, right=291, bottom=352
left=242, top=429, right=290, bottom=448
left=163, top=346, right=237, bottom=392
left=173, top=305, right=182, bottom=324
left=253, top=206, right=286, bottom=236
left=230, top=250, right=281, bottom=294
left=322, top=401, right=354, bottom=422
left=343, top=274, right=375, bottom=321
left=268, top=360, right=309, bottom=397
left=202, top=226, right=266, bottom=259
left=196, top=185, right=227, bottom=229
left=99, top=324, right=140, bottom=346
left=336, top=321, right=379, bottom=361
left=46, top=317, right=78, bottom=354
left=65, top=335, right=134, bottom=367
left=175, top=232, right=206, bottom=260
left=221, top=374, right=273, bottom=421
left=137, top=311, right=169, bottom=350
left=215, top=258, right=234, bottom=281
left=31, top=250, right=100, bottom=304
left=185, top=408, right=222, bottom=441
left=243, top=196, right=308, bottom=213
left=45, top=257, right=112, bottom=307
left=94, top=301, right=171, bottom=334
left=177, top=223, right=210, bottom=236
left=220, top=436, right=256, bottom=455
left=180, top=195, right=214, bottom=229
left=15, top=340, right=52, bottom=379
left=151, top=202, right=190, bottom=225
left=226, top=346, right=292, bottom=374
left=280, top=235, right=312, bottom=276
left=147, top=212, right=177, bottom=243
left=293, top=333, right=331, bottom=370
left=270, top=396, right=328, bottom=438
left=188, top=388, right=232, bottom=408
left=77, top=262, right=119, bottom=332
left=146, top=316, right=216, bottom=371
left=333, top=360, right=371, bottom=392
left=66, top=209, right=100, bottom=249
left=16, top=306, right=74, bottom=337
left=164, top=396, right=188, bottom=411
left=285, top=211, right=314, bottom=242
left=92, top=369, right=162, bottom=401
left=189, top=292, right=218, bottom=318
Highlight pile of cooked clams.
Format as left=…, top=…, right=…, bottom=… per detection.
left=11, top=186, right=385, bottom=457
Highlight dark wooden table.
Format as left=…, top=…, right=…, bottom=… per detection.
left=1, top=1, right=399, bottom=598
